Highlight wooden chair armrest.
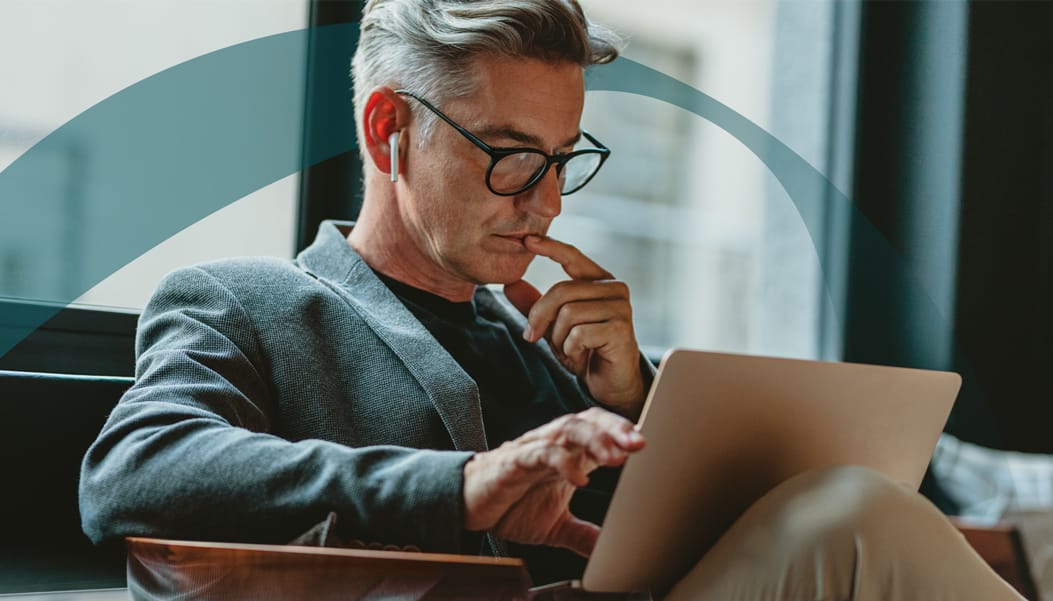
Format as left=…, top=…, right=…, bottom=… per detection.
left=950, top=517, right=1038, bottom=600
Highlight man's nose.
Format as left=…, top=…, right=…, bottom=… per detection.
left=515, top=167, right=562, bottom=218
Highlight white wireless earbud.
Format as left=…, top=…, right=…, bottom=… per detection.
left=388, top=131, right=400, bottom=183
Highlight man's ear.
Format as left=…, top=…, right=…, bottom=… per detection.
left=362, top=87, right=408, bottom=179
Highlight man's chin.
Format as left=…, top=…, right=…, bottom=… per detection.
left=470, top=257, right=533, bottom=286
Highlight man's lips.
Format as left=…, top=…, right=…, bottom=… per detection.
left=495, top=233, right=540, bottom=244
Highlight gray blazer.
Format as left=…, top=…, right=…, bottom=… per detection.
left=79, top=220, right=606, bottom=555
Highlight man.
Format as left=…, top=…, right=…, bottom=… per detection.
left=80, top=0, right=1024, bottom=598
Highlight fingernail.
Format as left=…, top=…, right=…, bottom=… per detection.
left=523, top=324, right=534, bottom=341
left=628, top=430, right=644, bottom=444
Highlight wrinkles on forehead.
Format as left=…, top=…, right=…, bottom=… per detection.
left=421, top=54, right=585, bottom=152
left=473, top=124, right=583, bottom=151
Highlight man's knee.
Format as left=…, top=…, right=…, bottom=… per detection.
left=778, top=464, right=918, bottom=515
left=673, top=466, right=1020, bottom=600
left=762, top=465, right=952, bottom=557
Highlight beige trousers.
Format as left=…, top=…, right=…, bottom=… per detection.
left=663, top=465, right=1025, bottom=601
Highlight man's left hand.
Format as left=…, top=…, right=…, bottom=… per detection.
left=504, top=235, right=645, bottom=419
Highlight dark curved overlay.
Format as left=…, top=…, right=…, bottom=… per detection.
left=0, top=32, right=951, bottom=378
left=587, top=60, right=955, bottom=373
left=0, top=23, right=359, bottom=358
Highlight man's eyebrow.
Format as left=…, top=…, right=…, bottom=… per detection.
left=475, top=125, right=582, bottom=150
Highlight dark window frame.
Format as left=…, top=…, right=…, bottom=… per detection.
left=842, top=1, right=1053, bottom=453
left=296, top=0, right=365, bottom=252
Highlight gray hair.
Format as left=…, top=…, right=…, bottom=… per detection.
left=351, top=0, right=624, bottom=151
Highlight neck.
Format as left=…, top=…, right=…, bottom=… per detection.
left=349, top=186, right=477, bottom=303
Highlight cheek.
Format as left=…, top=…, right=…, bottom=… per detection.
left=408, top=150, right=509, bottom=252
left=413, top=190, right=483, bottom=258
left=407, top=164, right=461, bottom=234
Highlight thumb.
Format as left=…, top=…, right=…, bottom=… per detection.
left=503, top=279, right=542, bottom=317
left=550, top=514, right=601, bottom=558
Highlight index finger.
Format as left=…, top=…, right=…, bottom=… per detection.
left=550, top=408, right=645, bottom=454
left=524, top=235, right=613, bottom=281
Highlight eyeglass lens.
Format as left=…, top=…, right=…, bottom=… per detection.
left=490, top=149, right=603, bottom=195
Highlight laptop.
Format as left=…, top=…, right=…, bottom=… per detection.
left=534, top=349, right=960, bottom=599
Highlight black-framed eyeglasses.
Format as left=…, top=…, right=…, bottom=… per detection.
left=395, top=89, right=610, bottom=196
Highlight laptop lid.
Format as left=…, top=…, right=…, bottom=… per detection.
left=581, top=349, right=960, bottom=594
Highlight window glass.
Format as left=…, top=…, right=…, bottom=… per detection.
left=1, top=0, right=848, bottom=358
left=0, top=0, right=308, bottom=311
left=527, top=0, right=848, bottom=359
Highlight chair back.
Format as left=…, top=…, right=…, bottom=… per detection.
left=0, top=369, right=132, bottom=593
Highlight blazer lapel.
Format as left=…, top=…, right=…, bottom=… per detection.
left=298, top=221, right=489, bottom=453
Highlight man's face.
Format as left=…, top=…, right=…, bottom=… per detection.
left=400, top=55, right=586, bottom=286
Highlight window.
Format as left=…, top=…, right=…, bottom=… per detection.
left=2, top=0, right=851, bottom=361
left=0, top=0, right=309, bottom=312
left=529, top=0, right=855, bottom=360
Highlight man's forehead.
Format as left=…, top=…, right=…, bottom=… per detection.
left=473, top=123, right=583, bottom=150
left=454, top=56, right=586, bottom=149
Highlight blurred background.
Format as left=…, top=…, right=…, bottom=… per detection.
left=0, top=0, right=1050, bottom=449
left=1, top=0, right=1052, bottom=598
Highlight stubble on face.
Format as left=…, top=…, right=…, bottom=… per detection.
left=401, top=55, right=586, bottom=288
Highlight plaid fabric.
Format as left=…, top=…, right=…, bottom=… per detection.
left=932, top=433, right=1053, bottom=522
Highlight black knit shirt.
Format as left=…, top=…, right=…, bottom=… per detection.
left=377, top=272, right=621, bottom=585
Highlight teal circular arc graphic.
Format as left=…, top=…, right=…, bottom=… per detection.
left=0, top=23, right=951, bottom=375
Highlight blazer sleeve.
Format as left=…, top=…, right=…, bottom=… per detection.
left=78, top=266, right=473, bottom=552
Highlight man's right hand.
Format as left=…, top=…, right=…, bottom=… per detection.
left=462, top=407, right=645, bottom=557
